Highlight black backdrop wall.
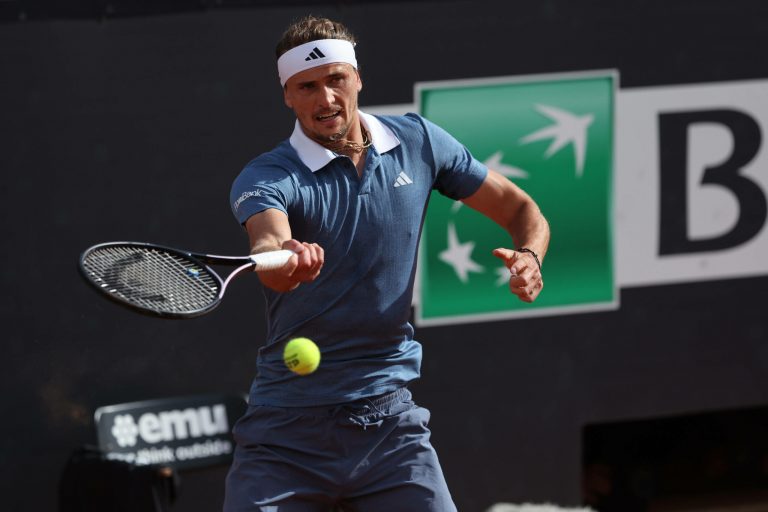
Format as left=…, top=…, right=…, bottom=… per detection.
left=2, top=1, right=768, bottom=511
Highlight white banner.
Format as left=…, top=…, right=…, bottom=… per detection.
left=615, top=78, right=768, bottom=287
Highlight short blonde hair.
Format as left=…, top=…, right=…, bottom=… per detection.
left=275, top=15, right=357, bottom=59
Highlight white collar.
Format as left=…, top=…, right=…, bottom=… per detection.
left=288, top=110, right=401, bottom=172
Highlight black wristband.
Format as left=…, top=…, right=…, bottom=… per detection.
left=515, top=247, right=541, bottom=271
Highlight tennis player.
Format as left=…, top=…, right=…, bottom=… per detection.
left=225, top=15, right=550, bottom=512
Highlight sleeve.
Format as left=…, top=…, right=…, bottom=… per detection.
left=229, top=157, right=297, bottom=226
left=413, top=113, right=489, bottom=200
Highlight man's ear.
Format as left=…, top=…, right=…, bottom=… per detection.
left=283, top=86, right=293, bottom=109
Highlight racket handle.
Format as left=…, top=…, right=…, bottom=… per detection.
left=249, top=249, right=294, bottom=270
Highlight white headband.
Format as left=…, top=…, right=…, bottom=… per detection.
left=277, top=39, right=357, bottom=86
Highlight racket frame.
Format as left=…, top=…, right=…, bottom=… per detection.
left=78, top=241, right=288, bottom=319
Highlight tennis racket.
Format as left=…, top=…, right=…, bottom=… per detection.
left=79, top=241, right=293, bottom=319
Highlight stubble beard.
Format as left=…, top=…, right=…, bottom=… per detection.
left=316, top=120, right=350, bottom=144
left=312, top=107, right=365, bottom=154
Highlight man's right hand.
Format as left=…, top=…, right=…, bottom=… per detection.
left=256, top=238, right=324, bottom=292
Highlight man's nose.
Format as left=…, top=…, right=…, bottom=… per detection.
left=318, top=86, right=335, bottom=107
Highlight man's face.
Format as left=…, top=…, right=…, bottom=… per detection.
left=283, top=63, right=363, bottom=145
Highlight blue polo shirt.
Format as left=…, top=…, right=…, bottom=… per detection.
left=230, top=112, right=487, bottom=406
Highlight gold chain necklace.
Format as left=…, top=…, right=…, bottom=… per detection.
left=324, top=125, right=373, bottom=155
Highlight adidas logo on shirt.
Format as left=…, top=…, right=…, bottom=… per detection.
left=393, top=171, right=413, bottom=188
left=304, top=47, right=326, bottom=61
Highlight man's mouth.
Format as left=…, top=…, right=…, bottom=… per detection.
left=316, top=111, right=342, bottom=122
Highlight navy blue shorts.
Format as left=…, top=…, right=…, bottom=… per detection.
left=223, top=388, right=456, bottom=512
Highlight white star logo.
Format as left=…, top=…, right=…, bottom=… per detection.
left=483, top=150, right=529, bottom=179
left=439, top=223, right=484, bottom=282
left=520, top=104, right=594, bottom=177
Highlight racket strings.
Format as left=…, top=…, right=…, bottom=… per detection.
left=82, top=245, right=220, bottom=314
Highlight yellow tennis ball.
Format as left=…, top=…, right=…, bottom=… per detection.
left=283, top=337, right=321, bottom=376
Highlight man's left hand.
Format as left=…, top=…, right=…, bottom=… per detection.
left=492, top=248, right=543, bottom=303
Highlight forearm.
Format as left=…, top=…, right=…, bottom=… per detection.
left=244, top=210, right=324, bottom=292
left=249, top=235, right=287, bottom=255
left=245, top=209, right=298, bottom=291
left=505, top=200, right=550, bottom=264
left=463, top=169, right=550, bottom=262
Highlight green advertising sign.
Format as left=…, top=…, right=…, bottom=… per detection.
left=416, top=71, right=617, bottom=325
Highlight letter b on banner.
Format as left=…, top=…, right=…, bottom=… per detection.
left=659, top=109, right=766, bottom=255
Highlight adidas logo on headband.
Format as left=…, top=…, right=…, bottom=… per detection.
left=305, top=47, right=326, bottom=61
left=278, top=39, right=358, bottom=86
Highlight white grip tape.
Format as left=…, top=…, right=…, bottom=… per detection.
left=250, top=250, right=294, bottom=270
